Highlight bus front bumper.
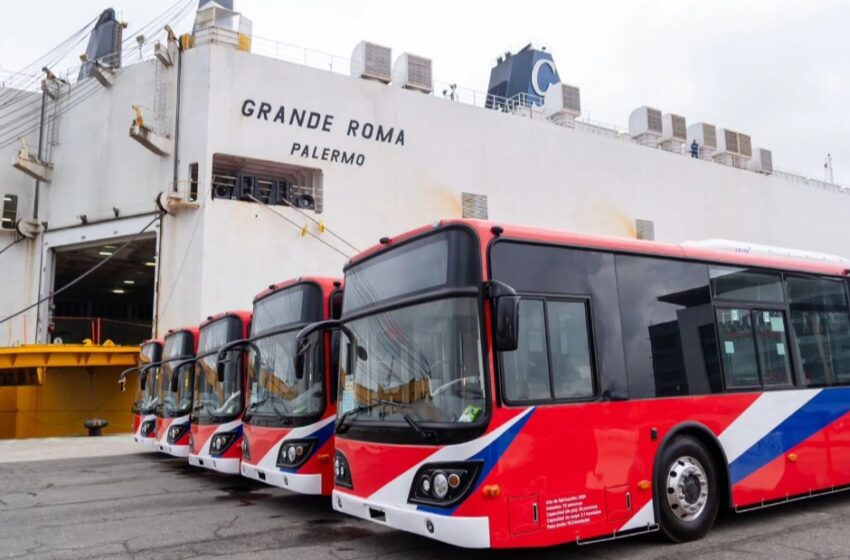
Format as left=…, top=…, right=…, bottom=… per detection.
left=158, top=443, right=190, bottom=458
left=241, top=462, right=322, bottom=494
left=332, top=490, right=490, bottom=548
left=138, top=436, right=158, bottom=449
left=189, top=453, right=240, bottom=474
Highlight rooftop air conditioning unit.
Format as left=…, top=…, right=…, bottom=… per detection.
left=747, top=147, right=773, bottom=174
left=629, top=106, right=663, bottom=146
left=737, top=133, right=752, bottom=159
left=392, top=53, right=432, bottom=93
left=661, top=114, right=687, bottom=142
left=687, top=122, right=717, bottom=151
left=351, top=41, right=392, bottom=83
left=543, top=83, right=581, bottom=124
left=716, top=128, right=739, bottom=155
left=193, top=2, right=253, bottom=51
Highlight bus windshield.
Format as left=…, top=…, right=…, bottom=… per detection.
left=141, top=367, right=160, bottom=415
left=158, top=331, right=195, bottom=418
left=337, top=229, right=486, bottom=431
left=193, top=317, right=244, bottom=423
left=245, top=284, right=324, bottom=425
left=135, top=342, right=160, bottom=413
left=160, top=361, right=194, bottom=418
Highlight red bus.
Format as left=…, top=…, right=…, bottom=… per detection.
left=235, top=277, right=343, bottom=495
left=121, top=339, right=162, bottom=444
left=304, top=219, right=850, bottom=548
left=156, top=326, right=199, bottom=457
left=188, top=310, right=253, bottom=474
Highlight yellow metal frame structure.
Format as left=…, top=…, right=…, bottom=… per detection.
left=0, top=345, right=140, bottom=386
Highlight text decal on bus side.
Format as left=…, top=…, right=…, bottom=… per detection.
left=240, top=99, right=406, bottom=168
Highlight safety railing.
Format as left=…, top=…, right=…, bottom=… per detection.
left=50, top=317, right=152, bottom=346
left=245, top=35, right=846, bottom=193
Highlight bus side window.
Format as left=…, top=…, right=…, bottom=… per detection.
left=616, top=255, right=721, bottom=398
left=501, top=298, right=596, bottom=403
left=788, top=276, right=850, bottom=386
left=716, top=308, right=793, bottom=388
left=547, top=300, right=594, bottom=399
left=502, top=299, right=550, bottom=402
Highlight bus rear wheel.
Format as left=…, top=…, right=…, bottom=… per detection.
left=656, top=435, right=719, bottom=543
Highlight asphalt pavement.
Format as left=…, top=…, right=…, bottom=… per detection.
left=2, top=441, right=850, bottom=559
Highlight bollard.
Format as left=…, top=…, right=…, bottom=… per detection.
left=84, top=418, right=109, bottom=437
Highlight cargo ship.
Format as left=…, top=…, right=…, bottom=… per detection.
left=0, top=0, right=846, bottom=437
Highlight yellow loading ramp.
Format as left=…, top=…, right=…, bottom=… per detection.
left=0, top=344, right=140, bottom=386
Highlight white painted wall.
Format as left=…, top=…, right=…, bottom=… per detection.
left=0, top=88, right=46, bottom=345
left=184, top=44, right=850, bottom=325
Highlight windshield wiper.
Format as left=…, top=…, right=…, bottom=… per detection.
left=196, top=402, right=217, bottom=416
left=376, top=400, right=439, bottom=442
left=248, top=397, right=289, bottom=422
left=336, top=405, right=369, bottom=434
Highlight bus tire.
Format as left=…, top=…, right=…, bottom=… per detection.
left=655, top=435, right=719, bottom=543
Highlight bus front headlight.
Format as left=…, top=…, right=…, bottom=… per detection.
left=408, top=461, right=483, bottom=507
left=277, top=439, right=316, bottom=469
left=210, top=432, right=238, bottom=455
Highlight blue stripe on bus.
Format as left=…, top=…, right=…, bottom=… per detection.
left=417, top=407, right=535, bottom=516
left=278, top=419, right=336, bottom=474
left=730, top=388, right=850, bottom=484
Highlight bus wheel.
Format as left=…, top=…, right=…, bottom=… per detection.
left=656, top=435, right=719, bottom=542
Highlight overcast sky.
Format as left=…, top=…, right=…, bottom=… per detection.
left=1, top=0, right=846, bottom=183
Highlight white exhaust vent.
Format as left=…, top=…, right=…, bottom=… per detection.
left=544, top=84, right=581, bottom=124
left=662, top=114, right=687, bottom=141
left=629, top=106, right=663, bottom=146
left=392, top=53, right=433, bottom=93
left=635, top=219, right=655, bottom=241
left=717, top=129, right=739, bottom=154
left=737, top=133, right=752, bottom=158
left=687, top=122, right=717, bottom=150
left=351, top=41, right=392, bottom=83
left=461, top=192, right=488, bottom=219
left=747, top=148, right=773, bottom=174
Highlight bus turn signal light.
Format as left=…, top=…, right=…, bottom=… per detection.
left=482, top=485, right=501, bottom=499
left=317, top=453, right=330, bottom=463
left=788, top=453, right=798, bottom=463
left=637, top=480, right=651, bottom=491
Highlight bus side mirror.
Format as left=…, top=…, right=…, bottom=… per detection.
left=494, top=295, right=521, bottom=351
left=294, top=336, right=311, bottom=381
left=216, top=358, right=226, bottom=383
left=329, top=331, right=341, bottom=403
left=350, top=343, right=366, bottom=375
left=487, top=280, right=520, bottom=352
left=170, top=361, right=194, bottom=392
left=295, top=320, right=362, bottom=380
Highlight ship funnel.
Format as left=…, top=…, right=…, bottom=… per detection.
left=486, top=43, right=560, bottom=109
left=77, top=9, right=124, bottom=81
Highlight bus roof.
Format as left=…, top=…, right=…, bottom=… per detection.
left=253, top=276, right=343, bottom=303
left=351, top=219, right=850, bottom=278
left=199, top=310, right=252, bottom=330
